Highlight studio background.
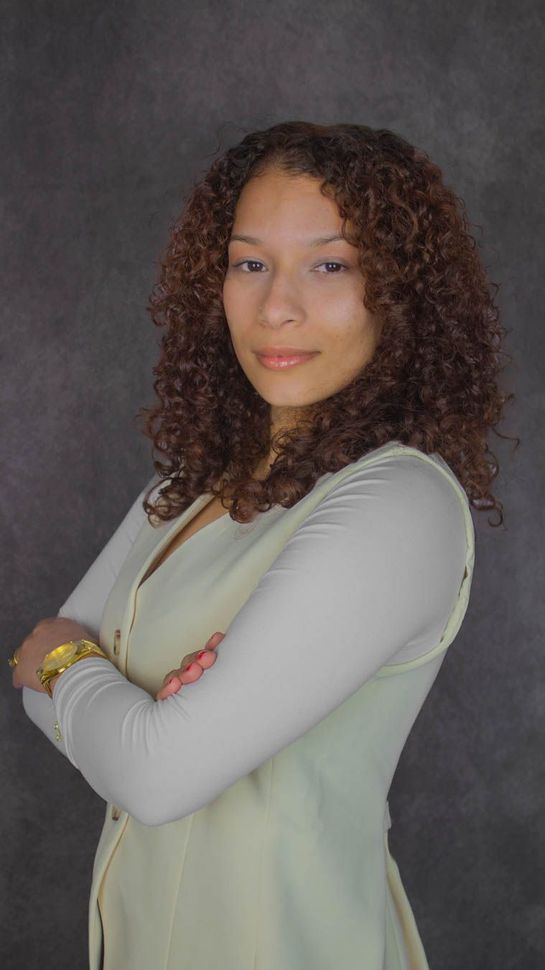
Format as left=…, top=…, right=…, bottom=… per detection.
left=2, top=1, right=543, bottom=968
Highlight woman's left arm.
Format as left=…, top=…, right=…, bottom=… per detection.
left=49, top=454, right=471, bottom=824
left=20, top=474, right=158, bottom=757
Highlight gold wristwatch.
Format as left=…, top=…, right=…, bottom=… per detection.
left=36, top=638, right=108, bottom=697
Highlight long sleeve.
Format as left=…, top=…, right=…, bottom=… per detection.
left=22, top=473, right=158, bottom=758
left=50, top=455, right=469, bottom=824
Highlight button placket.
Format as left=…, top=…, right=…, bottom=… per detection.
left=107, top=538, right=163, bottom=824
left=109, top=624, right=129, bottom=822
left=112, top=625, right=130, bottom=677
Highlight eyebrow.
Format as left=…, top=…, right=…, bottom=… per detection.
left=228, top=233, right=347, bottom=247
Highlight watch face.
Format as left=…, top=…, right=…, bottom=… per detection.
left=42, top=640, right=80, bottom=673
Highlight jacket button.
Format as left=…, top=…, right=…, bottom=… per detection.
left=113, top=629, right=121, bottom=656
left=111, top=805, right=121, bottom=821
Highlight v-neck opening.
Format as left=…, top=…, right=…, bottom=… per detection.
left=136, top=493, right=232, bottom=594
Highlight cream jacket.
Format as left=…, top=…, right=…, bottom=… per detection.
left=23, top=441, right=475, bottom=969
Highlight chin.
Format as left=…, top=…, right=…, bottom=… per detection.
left=259, top=390, right=322, bottom=411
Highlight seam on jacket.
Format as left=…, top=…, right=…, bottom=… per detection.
left=253, top=756, right=274, bottom=970
left=164, top=812, right=196, bottom=970
left=369, top=446, right=475, bottom=677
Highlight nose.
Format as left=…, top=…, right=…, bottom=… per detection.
left=258, top=269, right=305, bottom=328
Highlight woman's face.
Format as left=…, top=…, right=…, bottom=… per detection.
left=222, top=166, right=382, bottom=435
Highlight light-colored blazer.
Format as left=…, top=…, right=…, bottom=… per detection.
left=23, top=442, right=475, bottom=970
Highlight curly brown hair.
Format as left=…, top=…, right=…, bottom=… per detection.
left=136, top=120, right=517, bottom=529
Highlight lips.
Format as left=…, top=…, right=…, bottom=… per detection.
left=255, top=351, right=319, bottom=370
left=256, top=348, right=318, bottom=357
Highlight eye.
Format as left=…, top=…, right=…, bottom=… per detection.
left=316, top=261, right=348, bottom=273
left=233, top=260, right=266, bottom=273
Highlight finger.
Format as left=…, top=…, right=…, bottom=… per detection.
left=206, top=632, right=225, bottom=647
left=177, top=633, right=223, bottom=670
left=157, top=660, right=204, bottom=698
left=171, top=662, right=200, bottom=682
left=160, top=661, right=201, bottom=693
left=156, top=674, right=183, bottom=700
left=177, top=632, right=223, bottom=670
left=161, top=674, right=184, bottom=697
left=161, top=669, right=179, bottom=687
left=178, top=650, right=214, bottom=671
left=178, top=662, right=203, bottom=682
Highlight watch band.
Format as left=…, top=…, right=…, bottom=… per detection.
left=37, top=639, right=108, bottom=697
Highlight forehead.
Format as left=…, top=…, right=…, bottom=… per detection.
left=232, top=168, right=344, bottom=233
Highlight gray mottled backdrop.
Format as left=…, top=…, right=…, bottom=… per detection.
left=2, top=1, right=543, bottom=967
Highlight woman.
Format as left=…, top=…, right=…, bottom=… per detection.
left=12, top=121, right=514, bottom=970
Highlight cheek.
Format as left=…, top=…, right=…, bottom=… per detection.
left=222, top=282, right=243, bottom=336
left=222, top=277, right=255, bottom=317
left=328, top=315, right=378, bottom=379
left=315, top=278, right=364, bottom=316
left=221, top=279, right=234, bottom=315
left=319, top=292, right=371, bottom=344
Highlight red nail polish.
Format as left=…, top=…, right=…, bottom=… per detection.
left=196, top=651, right=207, bottom=660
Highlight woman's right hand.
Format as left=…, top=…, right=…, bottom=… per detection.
left=155, top=632, right=224, bottom=700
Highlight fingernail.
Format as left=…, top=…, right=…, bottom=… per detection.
left=196, top=651, right=207, bottom=660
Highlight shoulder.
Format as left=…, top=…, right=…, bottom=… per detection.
left=293, top=445, right=471, bottom=650
left=312, top=447, right=470, bottom=601
left=326, top=445, right=468, bottom=530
